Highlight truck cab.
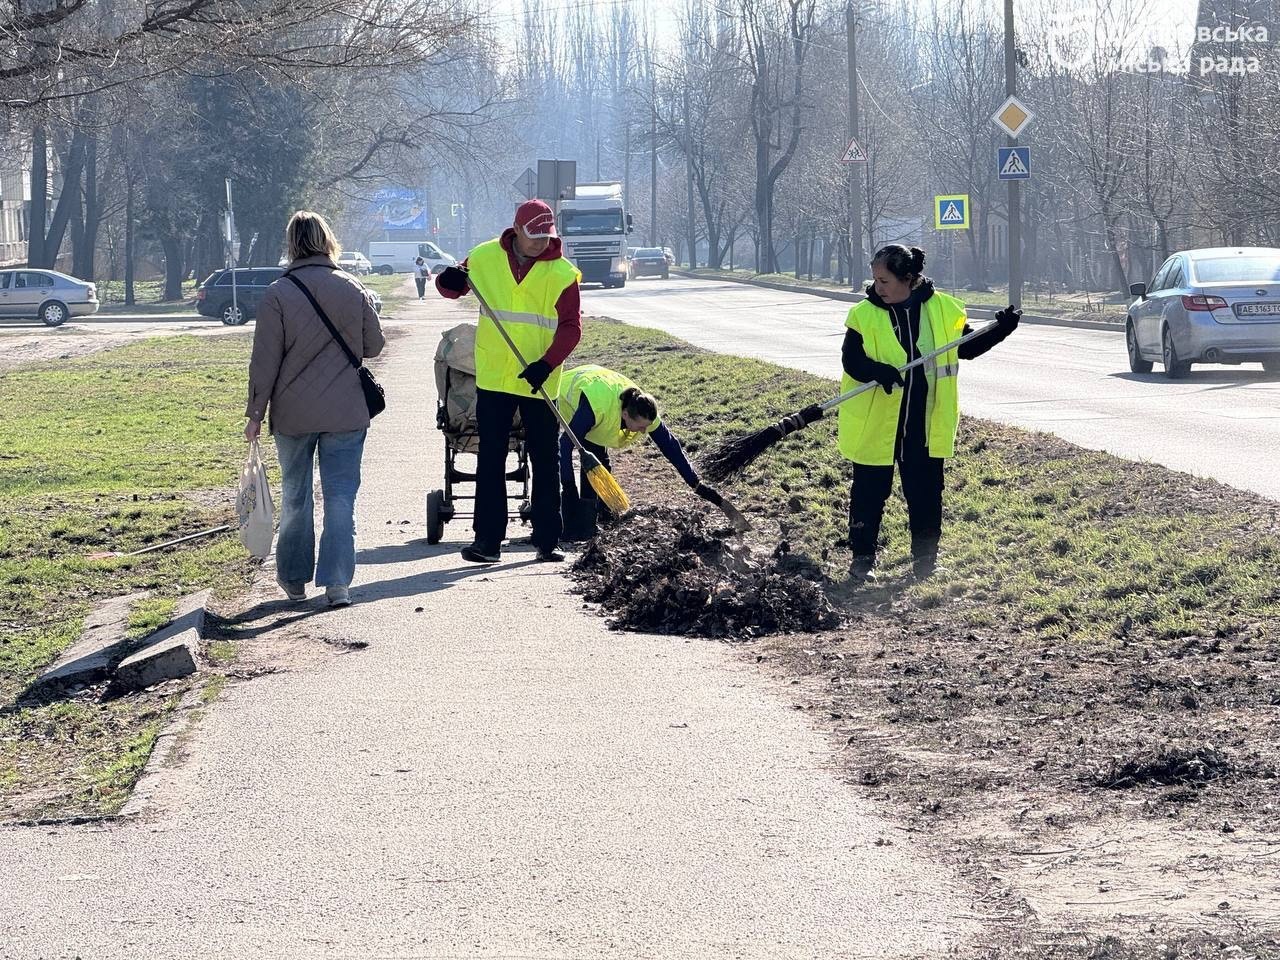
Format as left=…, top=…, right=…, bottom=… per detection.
left=557, top=182, right=631, bottom=288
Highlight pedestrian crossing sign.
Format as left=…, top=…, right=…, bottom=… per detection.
left=934, top=194, right=969, bottom=230
left=997, top=146, right=1031, bottom=180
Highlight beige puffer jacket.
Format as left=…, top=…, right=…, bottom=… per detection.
left=246, top=256, right=386, bottom=435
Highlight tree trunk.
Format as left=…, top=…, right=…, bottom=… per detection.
left=29, top=124, right=47, bottom=267
left=40, top=131, right=89, bottom=270
left=72, top=135, right=100, bottom=279
left=161, top=234, right=184, bottom=301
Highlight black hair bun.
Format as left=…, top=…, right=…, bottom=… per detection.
left=909, top=247, right=926, bottom=272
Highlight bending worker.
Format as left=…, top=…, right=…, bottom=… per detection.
left=557, top=364, right=740, bottom=538
left=841, top=243, right=1020, bottom=582
left=436, top=199, right=582, bottom=564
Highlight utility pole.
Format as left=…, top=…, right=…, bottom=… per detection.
left=1004, top=0, right=1022, bottom=306
left=650, top=69, right=658, bottom=247
left=846, top=1, right=864, bottom=289
left=596, top=137, right=601, bottom=181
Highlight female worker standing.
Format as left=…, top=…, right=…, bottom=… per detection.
left=557, top=364, right=735, bottom=539
left=841, top=244, right=1020, bottom=582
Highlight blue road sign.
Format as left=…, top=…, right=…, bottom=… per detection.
left=935, top=194, right=969, bottom=230
left=997, top=146, right=1031, bottom=180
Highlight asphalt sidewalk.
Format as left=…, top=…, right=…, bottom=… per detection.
left=0, top=291, right=981, bottom=959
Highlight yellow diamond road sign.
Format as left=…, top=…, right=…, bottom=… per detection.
left=992, top=95, right=1033, bottom=138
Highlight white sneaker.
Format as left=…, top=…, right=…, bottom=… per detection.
left=277, top=578, right=307, bottom=601
left=325, top=586, right=351, bottom=607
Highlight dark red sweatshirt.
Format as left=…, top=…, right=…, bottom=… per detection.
left=435, top=228, right=583, bottom=369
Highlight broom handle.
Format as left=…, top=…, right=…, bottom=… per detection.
left=818, top=321, right=998, bottom=413
left=466, top=275, right=599, bottom=465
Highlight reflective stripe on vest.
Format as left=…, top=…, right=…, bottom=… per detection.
left=468, top=239, right=581, bottom=396
left=557, top=364, right=661, bottom=449
left=837, top=292, right=967, bottom=466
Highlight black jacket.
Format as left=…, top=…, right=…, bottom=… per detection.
left=841, top=280, right=1012, bottom=457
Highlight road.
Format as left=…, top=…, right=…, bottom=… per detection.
left=586, top=277, right=1280, bottom=502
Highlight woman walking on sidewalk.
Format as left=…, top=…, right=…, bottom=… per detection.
left=841, top=244, right=1020, bottom=583
left=244, top=210, right=386, bottom=606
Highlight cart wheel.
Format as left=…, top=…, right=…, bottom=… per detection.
left=426, top=490, right=446, bottom=545
left=518, top=500, right=533, bottom=523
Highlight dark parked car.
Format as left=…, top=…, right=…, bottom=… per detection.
left=628, top=247, right=670, bottom=280
left=196, top=268, right=284, bottom=325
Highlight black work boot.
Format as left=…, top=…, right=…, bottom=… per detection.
left=848, top=555, right=877, bottom=583
left=911, top=537, right=942, bottom=580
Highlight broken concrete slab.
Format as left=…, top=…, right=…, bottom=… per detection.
left=112, top=591, right=210, bottom=693
left=30, top=593, right=149, bottom=694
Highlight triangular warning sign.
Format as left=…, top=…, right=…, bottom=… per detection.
left=1000, top=151, right=1028, bottom=177
left=839, top=138, right=867, bottom=163
left=940, top=201, right=964, bottom=223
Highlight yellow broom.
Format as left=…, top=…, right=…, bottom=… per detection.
left=466, top=274, right=630, bottom=515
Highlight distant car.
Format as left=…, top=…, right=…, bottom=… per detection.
left=196, top=267, right=382, bottom=326
left=196, top=268, right=284, bottom=325
left=0, top=269, right=97, bottom=326
left=338, top=251, right=372, bottom=275
left=1126, top=247, right=1280, bottom=379
left=629, top=247, right=670, bottom=280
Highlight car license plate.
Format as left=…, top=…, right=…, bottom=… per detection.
left=1234, top=302, right=1280, bottom=318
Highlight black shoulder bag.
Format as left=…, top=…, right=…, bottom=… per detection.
left=285, top=272, right=386, bottom=419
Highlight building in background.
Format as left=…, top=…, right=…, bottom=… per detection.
left=0, top=138, right=30, bottom=266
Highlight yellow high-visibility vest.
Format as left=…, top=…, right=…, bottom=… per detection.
left=469, top=239, right=581, bottom=396
left=837, top=292, right=966, bottom=465
left=557, top=365, right=662, bottom=449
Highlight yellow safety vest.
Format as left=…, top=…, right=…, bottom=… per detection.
left=837, top=292, right=966, bottom=465
left=557, top=365, right=662, bottom=449
left=468, top=239, right=581, bottom=397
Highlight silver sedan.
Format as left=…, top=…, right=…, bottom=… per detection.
left=1127, top=247, right=1280, bottom=378
left=0, top=268, right=98, bottom=326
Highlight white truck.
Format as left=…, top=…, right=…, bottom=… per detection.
left=555, top=182, right=632, bottom=288
left=368, top=241, right=456, bottom=276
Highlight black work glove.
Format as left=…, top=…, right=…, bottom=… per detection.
left=437, top=265, right=469, bottom=295
left=518, top=359, right=552, bottom=394
left=694, top=482, right=724, bottom=507
left=867, top=360, right=905, bottom=394
left=777, top=403, right=825, bottom=437
left=994, top=304, right=1022, bottom=331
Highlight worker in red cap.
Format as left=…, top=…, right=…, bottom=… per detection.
left=436, top=199, right=583, bottom=564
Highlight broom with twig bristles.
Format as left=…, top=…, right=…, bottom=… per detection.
left=699, top=323, right=999, bottom=484
left=466, top=274, right=630, bottom=516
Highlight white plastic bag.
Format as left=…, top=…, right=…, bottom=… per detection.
left=237, top=440, right=275, bottom=559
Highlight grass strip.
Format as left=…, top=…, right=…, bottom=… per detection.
left=0, top=334, right=259, bottom=819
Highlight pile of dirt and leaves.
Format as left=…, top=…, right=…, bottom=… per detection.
left=570, top=504, right=840, bottom=639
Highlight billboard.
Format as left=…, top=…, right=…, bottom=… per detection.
left=372, top=187, right=429, bottom=231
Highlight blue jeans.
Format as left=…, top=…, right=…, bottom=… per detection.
left=274, top=429, right=367, bottom=588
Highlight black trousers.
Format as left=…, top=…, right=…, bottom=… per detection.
left=414, top=276, right=428, bottom=298
left=849, top=445, right=944, bottom=558
left=474, top=388, right=561, bottom=553
left=561, top=441, right=611, bottom=539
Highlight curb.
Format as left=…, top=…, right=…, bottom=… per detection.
left=674, top=270, right=1125, bottom=333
